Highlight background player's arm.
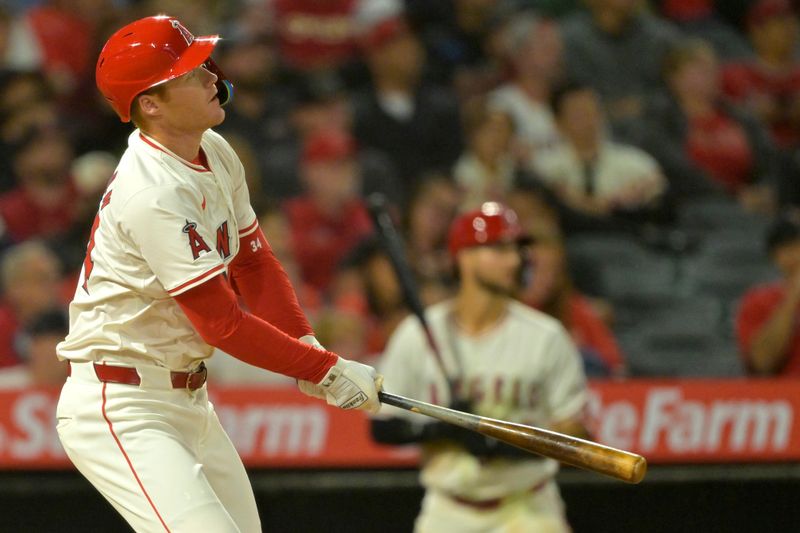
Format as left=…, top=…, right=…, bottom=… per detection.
left=542, top=326, right=591, bottom=440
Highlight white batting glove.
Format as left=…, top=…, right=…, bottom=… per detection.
left=318, top=357, right=384, bottom=414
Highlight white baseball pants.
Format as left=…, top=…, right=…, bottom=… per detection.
left=414, top=481, right=571, bottom=533
left=56, top=362, right=260, bottom=533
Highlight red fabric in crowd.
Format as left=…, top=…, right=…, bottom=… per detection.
left=27, top=7, right=92, bottom=81
left=174, top=274, right=336, bottom=383
left=272, top=0, right=359, bottom=70
left=0, top=183, right=78, bottom=242
left=567, top=295, right=624, bottom=374
left=685, top=110, right=754, bottom=193
left=0, top=304, right=20, bottom=368
left=736, top=282, right=800, bottom=375
left=722, top=62, right=800, bottom=148
left=284, top=197, right=373, bottom=291
left=228, top=227, right=314, bottom=340
left=660, top=0, right=713, bottom=21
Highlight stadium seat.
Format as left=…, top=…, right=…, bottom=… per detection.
left=622, top=321, right=743, bottom=377
left=677, top=197, right=771, bottom=235
left=566, top=235, right=676, bottom=299
left=610, top=293, right=722, bottom=336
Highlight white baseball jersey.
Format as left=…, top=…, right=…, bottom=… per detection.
left=378, top=299, right=587, bottom=501
left=56, top=129, right=258, bottom=370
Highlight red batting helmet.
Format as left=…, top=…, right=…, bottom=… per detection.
left=447, top=202, right=531, bottom=257
left=96, top=15, right=233, bottom=122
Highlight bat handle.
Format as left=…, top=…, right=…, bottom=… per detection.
left=378, top=391, right=410, bottom=410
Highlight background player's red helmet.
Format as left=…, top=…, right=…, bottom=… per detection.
left=96, top=15, right=233, bottom=122
left=447, top=202, right=531, bottom=258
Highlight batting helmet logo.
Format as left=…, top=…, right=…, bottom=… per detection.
left=170, top=19, right=195, bottom=46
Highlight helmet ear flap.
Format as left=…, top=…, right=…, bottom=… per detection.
left=204, top=59, right=234, bottom=106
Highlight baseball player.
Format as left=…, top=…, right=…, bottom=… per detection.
left=372, top=202, right=588, bottom=533
left=55, top=15, right=382, bottom=533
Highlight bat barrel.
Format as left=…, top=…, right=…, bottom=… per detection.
left=478, top=418, right=647, bottom=484
left=379, top=391, right=647, bottom=484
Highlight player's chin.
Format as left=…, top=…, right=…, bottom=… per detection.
left=209, top=106, right=226, bottom=127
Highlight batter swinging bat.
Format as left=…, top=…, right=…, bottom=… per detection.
left=366, top=193, right=454, bottom=390
left=379, top=391, right=647, bottom=484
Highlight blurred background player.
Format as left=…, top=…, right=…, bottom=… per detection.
left=372, top=202, right=588, bottom=533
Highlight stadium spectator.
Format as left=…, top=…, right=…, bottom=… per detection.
left=267, top=0, right=401, bottom=73
left=262, top=71, right=351, bottom=201
left=2, top=0, right=113, bottom=98
left=0, top=308, right=68, bottom=387
left=0, top=70, right=59, bottom=190
left=488, top=12, right=563, bottom=164
left=260, top=70, right=401, bottom=204
left=722, top=0, right=800, bottom=150
left=214, top=34, right=294, bottom=195
left=352, top=14, right=463, bottom=198
left=284, top=127, right=373, bottom=293
left=533, top=82, right=667, bottom=227
left=736, top=209, right=800, bottom=375
left=638, top=38, right=779, bottom=209
left=656, top=0, right=751, bottom=60
left=505, top=181, right=620, bottom=374
left=523, top=237, right=626, bottom=377
left=454, top=99, right=518, bottom=209
left=329, top=237, right=409, bottom=357
left=56, top=150, right=116, bottom=278
left=560, top=0, right=682, bottom=132
left=260, top=203, right=322, bottom=315
left=404, top=175, right=461, bottom=287
left=0, top=240, right=64, bottom=369
left=0, top=127, right=79, bottom=243
left=404, top=0, right=511, bottom=93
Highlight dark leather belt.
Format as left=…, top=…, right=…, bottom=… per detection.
left=68, top=361, right=207, bottom=391
left=449, top=479, right=549, bottom=510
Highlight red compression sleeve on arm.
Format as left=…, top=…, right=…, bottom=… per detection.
left=229, top=226, right=313, bottom=338
left=173, top=274, right=336, bottom=383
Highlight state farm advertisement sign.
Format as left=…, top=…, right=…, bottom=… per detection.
left=587, top=380, right=799, bottom=463
left=0, top=380, right=799, bottom=469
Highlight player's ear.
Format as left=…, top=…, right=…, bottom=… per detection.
left=136, top=93, right=162, bottom=120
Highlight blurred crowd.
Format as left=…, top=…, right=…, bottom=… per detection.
left=2, top=0, right=800, bottom=387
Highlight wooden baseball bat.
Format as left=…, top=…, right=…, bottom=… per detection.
left=379, top=391, right=647, bottom=484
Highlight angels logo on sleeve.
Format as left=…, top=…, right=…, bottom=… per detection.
left=183, top=220, right=211, bottom=259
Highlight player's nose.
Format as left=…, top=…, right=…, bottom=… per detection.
left=201, top=65, right=218, bottom=86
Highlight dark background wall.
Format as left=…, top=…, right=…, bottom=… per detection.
left=2, top=465, right=799, bottom=533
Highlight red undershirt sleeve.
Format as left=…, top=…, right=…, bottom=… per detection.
left=228, top=226, right=313, bottom=339
left=173, top=273, right=336, bottom=383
